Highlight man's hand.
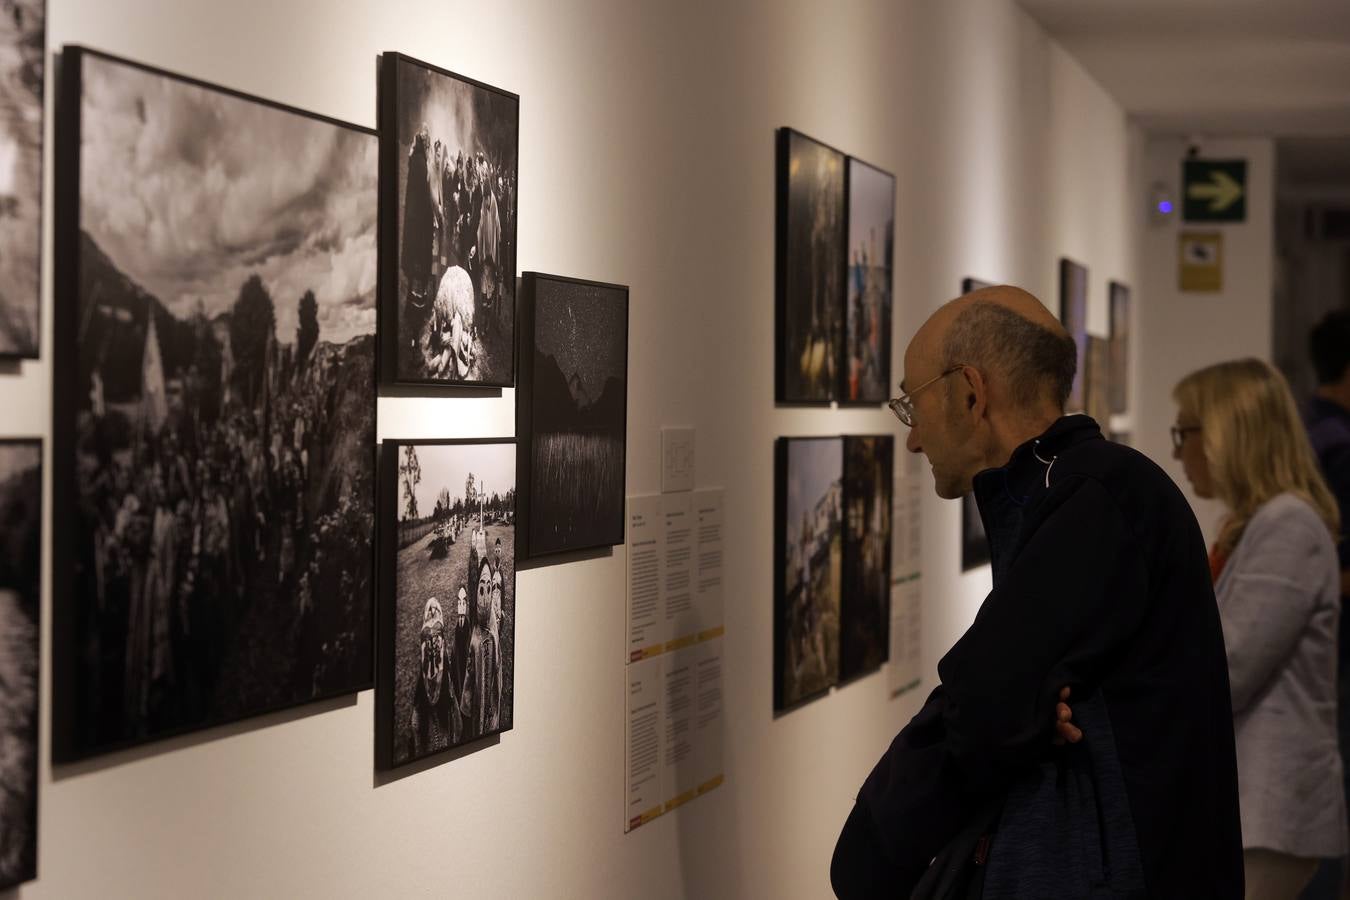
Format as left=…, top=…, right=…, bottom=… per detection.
left=1052, top=686, right=1082, bottom=746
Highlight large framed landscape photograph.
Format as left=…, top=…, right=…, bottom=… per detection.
left=516, top=272, right=628, bottom=560
left=51, top=47, right=377, bottom=760
left=774, top=436, right=842, bottom=711
left=0, top=438, right=40, bottom=889
left=379, top=52, right=518, bottom=388
left=842, top=158, right=893, bottom=404
left=378, top=439, right=516, bottom=769
left=1059, top=258, right=1089, bottom=413
left=840, top=435, right=891, bottom=681
left=0, top=0, right=44, bottom=358
left=776, top=128, right=845, bottom=404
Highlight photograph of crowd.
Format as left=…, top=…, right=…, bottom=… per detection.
left=53, top=49, right=377, bottom=760
left=518, top=273, right=628, bottom=559
left=380, top=440, right=516, bottom=768
left=960, top=277, right=993, bottom=572
left=842, top=159, right=893, bottom=404
left=381, top=53, right=518, bottom=387
left=1059, top=257, right=1089, bottom=412
left=0, top=439, right=39, bottom=889
left=840, top=435, right=892, bottom=681
left=777, top=128, right=844, bottom=404
left=0, top=0, right=43, bottom=358
left=1110, top=280, right=1131, bottom=414
left=774, top=437, right=842, bottom=710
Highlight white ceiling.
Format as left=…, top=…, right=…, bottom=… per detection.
left=1018, top=0, right=1350, bottom=139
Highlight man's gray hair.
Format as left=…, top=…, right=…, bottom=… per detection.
left=941, top=301, right=1077, bottom=410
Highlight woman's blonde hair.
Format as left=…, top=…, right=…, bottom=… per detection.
left=1173, top=358, right=1340, bottom=556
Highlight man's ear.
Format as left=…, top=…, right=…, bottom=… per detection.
left=961, top=366, right=989, bottom=419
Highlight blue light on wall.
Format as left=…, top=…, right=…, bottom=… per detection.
left=1158, top=200, right=1173, bottom=214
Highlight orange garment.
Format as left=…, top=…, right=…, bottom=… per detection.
left=1209, top=544, right=1228, bottom=583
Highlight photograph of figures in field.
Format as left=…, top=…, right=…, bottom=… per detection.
left=842, top=159, right=893, bottom=403
left=960, top=277, right=993, bottom=572
left=1059, top=258, right=1088, bottom=412
left=381, top=440, right=515, bottom=768
left=776, top=128, right=844, bottom=404
left=53, top=48, right=377, bottom=760
left=518, top=273, right=627, bottom=559
left=840, top=435, right=891, bottom=681
left=0, top=0, right=44, bottom=357
left=0, top=440, right=39, bottom=890
left=774, top=437, right=842, bottom=710
left=1109, top=280, right=1130, bottom=414
left=381, top=53, right=517, bottom=386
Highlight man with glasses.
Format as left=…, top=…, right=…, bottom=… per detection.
left=832, top=286, right=1241, bottom=899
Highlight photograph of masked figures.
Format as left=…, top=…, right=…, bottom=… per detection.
left=776, top=128, right=845, bottom=404
left=378, top=440, right=516, bottom=769
left=380, top=52, right=518, bottom=387
left=0, top=0, right=44, bottom=358
left=774, top=436, right=842, bottom=710
left=0, top=439, right=39, bottom=890
left=51, top=48, right=377, bottom=760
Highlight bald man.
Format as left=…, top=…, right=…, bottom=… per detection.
left=831, top=288, right=1242, bottom=899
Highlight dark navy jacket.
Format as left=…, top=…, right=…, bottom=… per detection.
left=832, top=416, right=1243, bottom=899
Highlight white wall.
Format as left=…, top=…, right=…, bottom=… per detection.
left=1135, top=136, right=1275, bottom=542
left=1, top=1, right=1140, bottom=897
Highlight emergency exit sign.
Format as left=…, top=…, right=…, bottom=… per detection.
left=1183, top=159, right=1246, bottom=222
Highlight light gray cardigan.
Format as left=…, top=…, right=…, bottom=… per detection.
left=1214, top=492, right=1347, bottom=857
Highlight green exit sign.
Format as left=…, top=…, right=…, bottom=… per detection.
left=1183, top=159, right=1246, bottom=222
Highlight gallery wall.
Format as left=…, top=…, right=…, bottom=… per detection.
left=1135, top=136, right=1275, bottom=544
left=1, top=0, right=1143, bottom=897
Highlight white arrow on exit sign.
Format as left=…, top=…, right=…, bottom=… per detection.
left=1187, top=170, right=1244, bottom=213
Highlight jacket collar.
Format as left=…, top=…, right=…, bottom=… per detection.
left=973, top=414, right=1102, bottom=508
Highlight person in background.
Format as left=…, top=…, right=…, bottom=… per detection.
left=832, top=285, right=1242, bottom=899
left=1173, top=358, right=1346, bottom=900
left=1303, top=311, right=1350, bottom=900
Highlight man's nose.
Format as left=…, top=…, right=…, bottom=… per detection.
left=906, top=428, right=921, bottom=455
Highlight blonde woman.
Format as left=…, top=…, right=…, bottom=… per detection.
left=1173, top=358, right=1347, bottom=899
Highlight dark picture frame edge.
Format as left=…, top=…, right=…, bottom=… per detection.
left=837, top=156, right=895, bottom=407
left=775, top=126, right=846, bottom=407
left=376, top=436, right=518, bottom=771
left=1058, top=256, right=1089, bottom=413
left=50, top=45, right=378, bottom=763
left=377, top=51, right=520, bottom=390
left=516, top=271, right=629, bottom=562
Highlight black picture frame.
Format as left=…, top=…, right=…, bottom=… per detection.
left=378, top=52, right=519, bottom=389
left=840, top=434, right=892, bottom=681
left=960, top=278, right=993, bottom=572
left=1058, top=258, right=1089, bottom=413
left=840, top=157, right=895, bottom=405
left=377, top=438, right=517, bottom=770
left=1108, top=280, right=1130, bottom=414
left=0, top=437, right=41, bottom=890
left=774, top=436, right=843, bottom=711
left=0, top=0, right=44, bottom=360
left=776, top=128, right=846, bottom=405
left=52, top=46, right=378, bottom=761
left=1086, top=334, right=1111, bottom=426
left=516, top=272, right=629, bottom=560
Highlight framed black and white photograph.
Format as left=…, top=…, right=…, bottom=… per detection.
left=960, top=277, right=992, bottom=572
left=377, top=439, right=516, bottom=769
left=841, top=158, right=893, bottom=404
left=1059, top=258, right=1089, bottom=412
left=840, top=435, right=891, bottom=680
left=0, top=439, right=39, bottom=889
left=516, top=272, right=628, bottom=560
left=379, top=52, right=518, bottom=388
left=1109, top=280, right=1130, bottom=414
left=776, top=128, right=845, bottom=404
left=51, top=47, right=377, bottom=760
left=774, top=436, right=842, bottom=710
left=0, top=0, right=44, bottom=358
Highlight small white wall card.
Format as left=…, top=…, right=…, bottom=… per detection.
left=661, top=427, right=696, bottom=493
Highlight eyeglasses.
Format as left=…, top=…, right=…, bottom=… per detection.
left=1170, top=425, right=1201, bottom=451
left=888, top=365, right=968, bottom=427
